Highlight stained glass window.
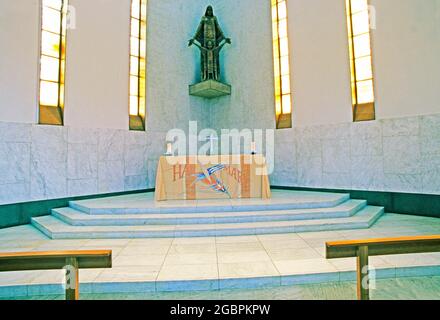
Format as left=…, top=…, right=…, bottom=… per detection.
left=129, top=0, right=147, bottom=131
left=271, top=0, right=292, bottom=129
left=39, top=0, right=68, bottom=125
left=346, top=0, right=375, bottom=121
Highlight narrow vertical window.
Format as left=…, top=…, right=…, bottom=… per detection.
left=129, top=0, right=147, bottom=131
left=346, top=0, right=375, bottom=121
left=271, top=0, right=292, bottom=129
left=39, top=0, right=68, bottom=125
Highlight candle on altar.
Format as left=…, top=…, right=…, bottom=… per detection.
left=166, top=143, right=172, bottom=155
left=251, top=141, right=256, bottom=154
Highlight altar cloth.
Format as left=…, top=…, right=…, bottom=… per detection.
left=155, top=155, right=271, bottom=201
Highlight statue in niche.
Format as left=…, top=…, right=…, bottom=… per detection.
left=189, top=5, right=231, bottom=82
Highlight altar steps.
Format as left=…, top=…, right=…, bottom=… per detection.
left=51, top=199, right=367, bottom=226
left=31, top=206, right=383, bottom=239
left=67, top=191, right=351, bottom=215
left=30, top=190, right=384, bottom=239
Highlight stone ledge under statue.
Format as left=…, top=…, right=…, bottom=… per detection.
left=189, top=80, right=231, bottom=99
left=188, top=5, right=231, bottom=99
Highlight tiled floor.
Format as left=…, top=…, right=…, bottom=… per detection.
left=0, top=212, right=440, bottom=296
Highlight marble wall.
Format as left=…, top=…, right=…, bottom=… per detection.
left=0, top=123, right=150, bottom=205
left=2, top=112, right=438, bottom=206
left=271, top=113, right=440, bottom=195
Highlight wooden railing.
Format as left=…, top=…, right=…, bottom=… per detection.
left=326, top=235, right=440, bottom=300
left=0, top=250, right=112, bottom=300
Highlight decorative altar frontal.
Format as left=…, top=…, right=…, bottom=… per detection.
left=155, top=155, right=271, bottom=201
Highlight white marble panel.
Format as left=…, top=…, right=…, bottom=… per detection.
left=322, top=139, right=350, bottom=174
left=296, top=156, right=322, bottom=187
left=0, top=142, right=30, bottom=185
left=67, top=143, right=98, bottom=180
left=350, top=135, right=382, bottom=157
left=274, top=138, right=296, bottom=172
left=421, top=154, right=440, bottom=194
left=146, top=131, right=167, bottom=157
left=67, top=127, right=99, bottom=144
left=272, top=131, right=297, bottom=186
left=275, top=128, right=295, bottom=143
left=320, top=123, right=351, bottom=140
left=351, top=155, right=384, bottom=191
left=322, top=173, right=352, bottom=189
left=418, top=114, right=440, bottom=157
left=350, top=121, right=382, bottom=157
left=420, top=135, right=440, bottom=155
left=30, top=126, right=67, bottom=200
left=98, top=160, right=125, bottom=193
left=31, top=125, right=67, bottom=145
left=0, top=122, right=31, bottom=143
left=381, top=116, right=420, bottom=137
left=270, top=168, right=297, bottom=187
left=124, top=144, right=147, bottom=176
left=350, top=121, right=382, bottom=140
left=124, top=175, right=148, bottom=191
left=384, top=174, right=423, bottom=193
left=383, top=136, right=421, bottom=175
left=0, top=183, right=29, bottom=205
left=295, top=134, right=321, bottom=159
left=98, top=129, right=125, bottom=162
left=125, top=130, right=147, bottom=146
left=68, top=178, right=98, bottom=197
left=420, top=114, right=440, bottom=137
left=30, top=154, right=67, bottom=200
left=147, top=159, right=158, bottom=189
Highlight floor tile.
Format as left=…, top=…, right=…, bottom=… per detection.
left=94, top=266, right=159, bottom=282
left=215, top=235, right=259, bottom=243
left=118, top=245, right=170, bottom=256
left=168, top=243, right=216, bottom=254
left=157, top=264, right=218, bottom=281
left=216, top=242, right=265, bottom=253
left=114, top=254, right=166, bottom=267
left=217, top=251, right=271, bottom=264
left=274, top=258, right=338, bottom=276
left=218, top=261, right=279, bottom=279
left=267, top=248, right=322, bottom=261
left=163, top=253, right=217, bottom=265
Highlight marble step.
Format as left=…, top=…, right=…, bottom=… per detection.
left=52, top=200, right=367, bottom=226
left=68, top=191, right=351, bottom=215
left=31, top=206, right=384, bottom=239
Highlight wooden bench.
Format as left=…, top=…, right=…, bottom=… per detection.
left=326, top=235, right=440, bottom=300
left=0, top=250, right=112, bottom=300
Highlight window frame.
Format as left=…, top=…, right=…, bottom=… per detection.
left=129, top=0, right=147, bottom=131
left=271, top=0, right=293, bottom=129
left=346, top=0, right=376, bottom=122
left=38, top=0, right=68, bottom=126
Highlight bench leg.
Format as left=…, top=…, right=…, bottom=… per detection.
left=356, top=246, right=369, bottom=300
left=65, top=257, right=79, bottom=300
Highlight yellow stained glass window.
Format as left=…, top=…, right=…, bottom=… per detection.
left=39, top=0, right=68, bottom=125
left=40, top=56, right=60, bottom=82
left=346, top=0, right=375, bottom=121
left=40, top=81, right=59, bottom=107
left=271, top=0, right=292, bottom=129
left=129, top=0, right=147, bottom=131
left=44, top=0, right=62, bottom=11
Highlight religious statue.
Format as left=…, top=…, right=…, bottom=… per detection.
left=189, top=6, right=231, bottom=82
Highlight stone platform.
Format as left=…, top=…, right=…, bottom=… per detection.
left=31, top=190, right=384, bottom=239
left=189, top=80, right=231, bottom=98
left=1, top=212, right=440, bottom=298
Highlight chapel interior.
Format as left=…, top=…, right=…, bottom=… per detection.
left=0, top=0, right=439, bottom=300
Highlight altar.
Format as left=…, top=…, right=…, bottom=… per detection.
left=155, top=155, right=271, bottom=201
